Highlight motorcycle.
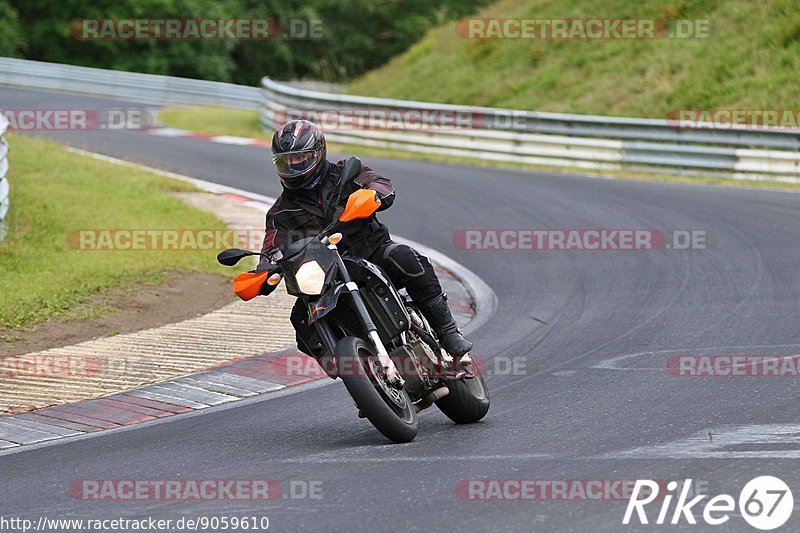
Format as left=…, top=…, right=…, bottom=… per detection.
left=216, top=160, right=489, bottom=443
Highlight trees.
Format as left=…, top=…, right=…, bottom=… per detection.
left=0, top=0, right=24, bottom=57
left=5, top=0, right=490, bottom=84
left=11, top=0, right=237, bottom=82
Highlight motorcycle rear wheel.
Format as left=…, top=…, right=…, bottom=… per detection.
left=435, top=370, right=490, bottom=424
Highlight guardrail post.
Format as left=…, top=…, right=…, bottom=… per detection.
left=0, top=115, right=9, bottom=241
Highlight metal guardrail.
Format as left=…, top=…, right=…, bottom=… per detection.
left=0, top=57, right=260, bottom=108
left=0, top=115, right=9, bottom=241
left=0, top=58, right=796, bottom=181
left=260, top=77, right=800, bottom=182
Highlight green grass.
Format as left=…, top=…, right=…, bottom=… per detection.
left=349, top=0, right=800, bottom=118
left=158, top=106, right=266, bottom=139
left=0, top=134, right=230, bottom=329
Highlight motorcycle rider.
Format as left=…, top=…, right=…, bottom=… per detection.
left=258, top=119, right=473, bottom=361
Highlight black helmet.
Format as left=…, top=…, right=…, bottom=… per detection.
left=271, top=119, right=327, bottom=190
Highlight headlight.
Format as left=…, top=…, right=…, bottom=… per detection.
left=295, top=261, right=326, bottom=295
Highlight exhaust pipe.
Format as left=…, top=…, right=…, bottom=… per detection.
left=415, top=385, right=449, bottom=412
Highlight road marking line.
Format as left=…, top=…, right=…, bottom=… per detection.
left=591, top=344, right=800, bottom=371
left=596, top=423, right=800, bottom=459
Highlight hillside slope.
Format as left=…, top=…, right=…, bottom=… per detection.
left=349, top=0, right=799, bottom=118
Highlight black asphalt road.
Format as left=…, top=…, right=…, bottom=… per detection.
left=2, top=87, right=800, bottom=532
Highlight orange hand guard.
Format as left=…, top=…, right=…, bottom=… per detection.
left=340, top=189, right=381, bottom=222
left=233, top=271, right=269, bottom=301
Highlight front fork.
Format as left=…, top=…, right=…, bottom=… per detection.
left=314, top=244, right=402, bottom=385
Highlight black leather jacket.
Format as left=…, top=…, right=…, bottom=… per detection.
left=258, top=158, right=395, bottom=269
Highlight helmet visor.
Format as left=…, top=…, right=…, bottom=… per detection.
left=273, top=149, right=321, bottom=179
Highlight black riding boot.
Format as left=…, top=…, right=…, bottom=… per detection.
left=418, top=293, right=473, bottom=356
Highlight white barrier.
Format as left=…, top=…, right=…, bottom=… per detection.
left=259, top=77, right=800, bottom=182
left=0, top=115, right=9, bottom=240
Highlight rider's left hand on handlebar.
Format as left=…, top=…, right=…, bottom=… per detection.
left=340, top=189, right=382, bottom=222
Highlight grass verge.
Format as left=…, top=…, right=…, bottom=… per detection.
left=158, top=106, right=266, bottom=139
left=0, top=133, right=230, bottom=330
left=349, top=0, right=800, bottom=118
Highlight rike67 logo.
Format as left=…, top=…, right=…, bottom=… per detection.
left=623, top=477, right=793, bottom=530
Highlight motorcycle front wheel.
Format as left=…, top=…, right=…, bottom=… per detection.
left=335, top=336, right=418, bottom=443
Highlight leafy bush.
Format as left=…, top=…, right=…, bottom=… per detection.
left=6, top=0, right=491, bottom=84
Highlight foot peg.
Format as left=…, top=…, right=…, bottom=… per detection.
left=439, top=353, right=475, bottom=380
left=456, top=353, right=477, bottom=378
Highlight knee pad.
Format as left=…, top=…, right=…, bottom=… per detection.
left=382, top=243, right=426, bottom=278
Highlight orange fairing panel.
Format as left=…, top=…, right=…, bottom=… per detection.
left=233, top=271, right=269, bottom=301
left=340, top=189, right=381, bottom=222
